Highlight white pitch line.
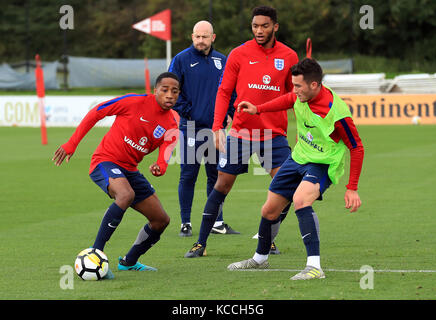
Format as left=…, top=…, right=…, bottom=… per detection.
left=234, top=268, right=436, bottom=273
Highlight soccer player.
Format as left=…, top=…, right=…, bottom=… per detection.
left=184, top=6, right=299, bottom=258
left=169, top=20, right=239, bottom=237
left=228, top=58, right=364, bottom=280
left=52, top=72, right=180, bottom=277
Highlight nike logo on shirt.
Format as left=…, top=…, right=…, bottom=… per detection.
left=190, top=62, right=199, bottom=67
left=304, top=122, right=316, bottom=128
left=249, top=61, right=259, bottom=64
left=140, top=117, right=149, bottom=122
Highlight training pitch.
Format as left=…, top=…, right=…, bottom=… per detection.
left=0, top=122, right=435, bottom=300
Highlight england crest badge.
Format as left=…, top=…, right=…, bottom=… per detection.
left=274, top=58, right=284, bottom=71
left=153, top=125, right=166, bottom=138
left=213, top=58, right=222, bottom=70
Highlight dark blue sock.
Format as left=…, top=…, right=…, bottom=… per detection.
left=205, top=165, right=223, bottom=222
left=93, top=202, right=125, bottom=251
left=198, top=188, right=227, bottom=246
left=256, top=216, right=281, bottom=255
left=124, top=224, right=162, bottom=265
left=295, top=206, right=320, bottom=256
left=179, top=179, right=196, bottom=224
left=280, top=202, right=291, bottom=223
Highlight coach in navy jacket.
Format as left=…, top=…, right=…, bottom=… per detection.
left=168, top=20, right=238, bottom=237
left=169, top=47, right=234, bottom=129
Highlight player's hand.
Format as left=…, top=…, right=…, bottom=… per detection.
left=52, top=146, right=73, bottom=166
left=149, top=163, right=162, bottom=176
left=213, top=129, right=226, bottom=153
left=237, top=101, right=258, bottom=115
left=344, top=189, right=361, bottom=213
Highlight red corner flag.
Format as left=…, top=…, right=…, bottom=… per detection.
left=35, top=54, right=48, bottom=145
left=132, top=9, right=171, bottom=41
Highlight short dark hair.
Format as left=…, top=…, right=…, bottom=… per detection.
left=252, top=6, right=277, bottom=23
left=155, top=72, right=180, bottom=87
left=291, top=58, right=323, bottom=85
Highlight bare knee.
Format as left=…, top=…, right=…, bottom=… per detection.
left=293, top=194, right=311, bottom=211
left=214, top=172, right=236, bottom=194
left=261, top=202, right=282, bottom=221
left=150, top=212, right=170, bottom=232
left=115, top=189, right=135, bottom=210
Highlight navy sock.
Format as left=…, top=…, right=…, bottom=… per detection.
left=198, top=188, right=227, bottom=246
left=179, top=181, right=195, bottom=224
left=280, top=202, right=291, bottom=223
left=256, top=216, right=281, bottom=255
left=124, top=224, right=162, bottom=265
left=93, top=202, right=125, bottom=251
left=295, top=206, right=320, bottom=256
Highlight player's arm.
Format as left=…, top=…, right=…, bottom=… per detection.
left=52, top=96, right=129, bottom=166
left=237, top=92, right=295, bottom=114
left=332, top=117, right=365, bottom=213
left=150, top=127, right=179, bottom=176
left=168, top=56, right=191, bottom=119
left=212, top=50, right=239, bottom=152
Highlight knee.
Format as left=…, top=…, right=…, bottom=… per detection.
left=151, top=212, right=170, bottom=231
left=214, top=175, right=234, bottom=194
left=261, top=203, right=281, bottom=221
left=115, top=189, right=135, bottom=209
left=180, top=170, right=198, bottom=185
left=293, top=194, right=309, bottom=211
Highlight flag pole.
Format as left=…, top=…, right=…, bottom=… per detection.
left=35, top=54, right=48, bottom=145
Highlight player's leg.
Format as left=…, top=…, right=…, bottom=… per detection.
left=178, top=162, right=200, bottom=236
left=185, top=136, right=248, bottom=257
left=256, top=137, right=292, bottom=253
left=185, top=171, right=237, bottom=257
left=290, top=164, right=331, bottom=280
left=118, top=193, right=169, bottom=271
left=228, top=156, right=299, bottom=270
left=117, top=170, right=165, bottom=271
left=89, top=162, right=135, bottom=252
left=228, top=191, right=289, bottom=270
left=206, top=162, right=240, bottom=235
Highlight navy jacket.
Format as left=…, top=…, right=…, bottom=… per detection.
left=169, top=45, right=234, bottom=130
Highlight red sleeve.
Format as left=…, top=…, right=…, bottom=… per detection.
left=256, top=92, right=296, bottom=113
left=331, top=117, right=364, bottom=190
left=156, top=126, right=179, bottom=175
left=212, top=50, right=239, bottom=131
left=61, top=95, right=130, bottom=154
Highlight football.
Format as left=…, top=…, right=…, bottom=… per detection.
left=74, top=248, right=109, bottom=280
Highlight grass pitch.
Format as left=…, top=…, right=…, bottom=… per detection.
left=0, top=124, right=435, bottom=300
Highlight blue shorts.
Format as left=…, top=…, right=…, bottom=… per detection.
left=218, top=135, right=291, bottom=175
left=269, top=155, right=332, bottom=201
left=89, top=161, right=155, bottom=206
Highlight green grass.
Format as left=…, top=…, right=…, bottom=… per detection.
left=0, top=124, right=436, bottom=300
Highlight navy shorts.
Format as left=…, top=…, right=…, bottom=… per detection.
left=89, top=161, right=155, bottom=205
left=269, top=154, right=332, bottom=201
left=218, top=135, right=291, bottom=175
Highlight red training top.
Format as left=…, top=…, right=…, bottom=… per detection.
left=213, top=38, right=299, bottom=141
left=256, top=86, right=364, bottom=190
left=62, top=94, right=178, bottom=175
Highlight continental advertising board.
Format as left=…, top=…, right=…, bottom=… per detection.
left=0, top=94, right=435, bottom=127
left=342, top=94, right=436, bottom=125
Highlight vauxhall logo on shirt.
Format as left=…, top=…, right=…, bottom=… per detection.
left=248, top=74, right=280, bottom=92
